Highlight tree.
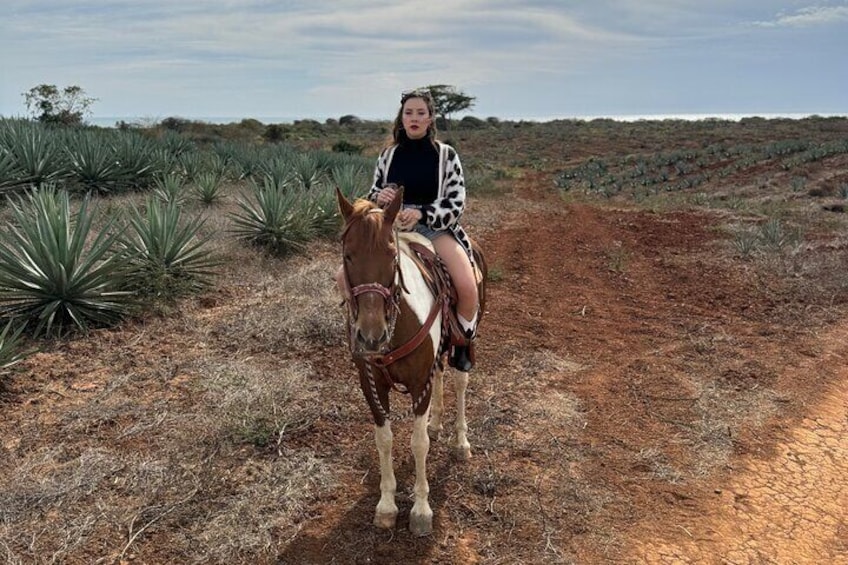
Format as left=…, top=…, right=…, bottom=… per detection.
left=23, top=84, right=97, bottom=126
left=424, top=84, right=476, bottom=130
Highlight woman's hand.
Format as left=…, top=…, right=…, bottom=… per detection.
left=376, top=185, right=398, bottom=207
left=396, top=208, right=422, bottom=231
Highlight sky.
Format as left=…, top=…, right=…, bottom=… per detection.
left=1, top=1, right=846, bottom=123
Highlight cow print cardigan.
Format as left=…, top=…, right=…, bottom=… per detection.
left=367, top=141, right=476, bottom=267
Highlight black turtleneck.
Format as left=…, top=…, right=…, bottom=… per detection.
left=386, top=137, right=439, bottom=206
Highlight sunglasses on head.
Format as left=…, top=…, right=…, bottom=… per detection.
left=401, top=88, right=432, bottom=102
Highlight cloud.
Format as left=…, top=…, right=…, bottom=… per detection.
left=3, top=1, right=846, bottom=118
left=754, top=5, right=848, bottom=27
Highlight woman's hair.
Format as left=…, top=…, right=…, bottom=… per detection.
left=390, top=89, right=438, bottom=146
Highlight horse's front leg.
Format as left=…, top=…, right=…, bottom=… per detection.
left=374, top=422, right=398, bottom=529
left=409, top=411, right=433, bottom=536
left=453, top=370, right=472, bottom=460
left=427, top=366, right=445, bottom=439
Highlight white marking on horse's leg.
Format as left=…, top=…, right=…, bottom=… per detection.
left=428, top=368, right=445, bottom=439
left=409, top=412, right=433, bottom=536
left=453, top=370, right=472, bottom=461
left=373, top=422, right=398, bottom=529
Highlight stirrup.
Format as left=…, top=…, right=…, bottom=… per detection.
left=449, top=330, right=475, bottom=371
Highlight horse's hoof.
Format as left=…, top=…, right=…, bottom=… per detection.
left=453, top=444, right=472, bottom=461
left=409, top=511, right=433, bottom=537
left=374, top=510, right=398, bottom=529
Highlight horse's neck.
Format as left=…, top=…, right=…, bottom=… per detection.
left=398, top=248, right=436, bottom=324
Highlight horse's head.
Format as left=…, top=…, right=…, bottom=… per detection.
left=337, top=186, right=404, bottom=355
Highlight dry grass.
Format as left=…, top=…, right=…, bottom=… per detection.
left=0, top=248, right=339, bottom=563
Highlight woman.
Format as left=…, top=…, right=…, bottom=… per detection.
left=368, top=88, right=479, bottom=371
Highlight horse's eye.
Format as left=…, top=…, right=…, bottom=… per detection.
left=344, top=253, right=352, bottom=263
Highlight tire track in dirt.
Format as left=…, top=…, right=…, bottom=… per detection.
left=628, top=323, right=848, bottom=564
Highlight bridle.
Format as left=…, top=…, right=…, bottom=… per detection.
left=341, top=212, right=406, bottom=353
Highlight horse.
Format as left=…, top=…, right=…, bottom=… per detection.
left=336, top=186, right=486, bottom=536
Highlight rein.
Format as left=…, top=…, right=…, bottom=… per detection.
left=341, top=218, right=447, bottom=419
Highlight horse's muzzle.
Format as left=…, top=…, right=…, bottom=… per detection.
left=353, top=328, right=390, bottom=355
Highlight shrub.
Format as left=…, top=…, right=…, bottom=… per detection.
left=339, top=115, right=362, bottom=126
left=331, top=140, right=363, bottom=154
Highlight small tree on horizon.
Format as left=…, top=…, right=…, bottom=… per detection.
left=23, top=84, right=97, bottom=126
left=424, top=84, right=475, bottom=130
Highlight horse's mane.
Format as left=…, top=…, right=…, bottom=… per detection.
left=342, top=198, right=391, bottom=251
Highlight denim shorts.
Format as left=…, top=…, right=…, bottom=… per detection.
left=410, top=223, right=448, bottom=240
left=404, top=205, right=448, bottom=241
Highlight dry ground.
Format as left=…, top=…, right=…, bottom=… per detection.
left=1, top=119, right=848, bottom=564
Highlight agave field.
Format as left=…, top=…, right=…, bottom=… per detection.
left=0, top=118, right=372, bottom=350
left=554, top=131, right=848, bottom=199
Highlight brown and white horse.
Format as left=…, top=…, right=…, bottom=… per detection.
left=336, top=187, right=485, bottom=536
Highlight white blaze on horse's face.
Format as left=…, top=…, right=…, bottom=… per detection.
left=344, top=212, right=399, bottom=354
left=337, top=186, right=405, bottom=355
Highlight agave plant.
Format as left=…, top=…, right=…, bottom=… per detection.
left=121, top=197, right=219, bottom=299
left=0, top=186, right=131, bottom=336
left=291, top=153, right=324, bottom=190
left=0, top=148, right=23, bottom=193
left=64, top=130, right=122, bottom=193
left=0, top=319, right=29, bottom=371
left=192, top=171, right=226, bottom=205
left=304, top=181, right=342, bottom=238
left=230, top=176, right=314, bottom=256
left=112, top=133, right=158, bottom=191
left=331, top=162, right=369, bottom=200
left=177, top=151, right=205, bottom=181
left=153, top=173, right=188, bottom=205
left=3, top=121, right=66, bottom=187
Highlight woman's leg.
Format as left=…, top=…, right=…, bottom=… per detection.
left=433, top=235, right=478, bottom=329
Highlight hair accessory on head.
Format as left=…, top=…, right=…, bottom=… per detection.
left=401, top=88, right=432, bottom=102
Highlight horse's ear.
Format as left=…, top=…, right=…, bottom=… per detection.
left=336, top=186, right=354, bottom=220
left=384, top=186, right=404, bottom=225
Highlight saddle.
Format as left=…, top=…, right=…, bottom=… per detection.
left=399, top=233, right=480, bottom=359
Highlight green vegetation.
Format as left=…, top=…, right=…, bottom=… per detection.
left=554, top=135, right=848, bottom=199
left=230, top=177, right=319, bottom=256
left=23, top=84, right=97, bottom=126
left=0, top=187, right=130, bottom=336
left=121, top=197, right=219, bottom=299
left=0, top=319, right=28, bottom=372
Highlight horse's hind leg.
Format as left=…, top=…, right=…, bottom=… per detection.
left=427, top=367, right=445, bottom=439
left=453, top=370, right=472, bottom=460
left=409, top=412, right=433, bottom=536
left=373, top=422, right=398, bottom=529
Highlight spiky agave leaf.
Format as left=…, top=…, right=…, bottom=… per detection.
left=0, top=319, right=29, bottom=371
left=192, top=171, right=225, bottom=205
left=229, top=176, right=314, bottom=256
left=2, top=121, right=66, bottom=187
left=0, top=186, right=132, bottom=336
left=64, top=130, right=121, bottom=193
left=121, top=197, right=219, bottom=298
